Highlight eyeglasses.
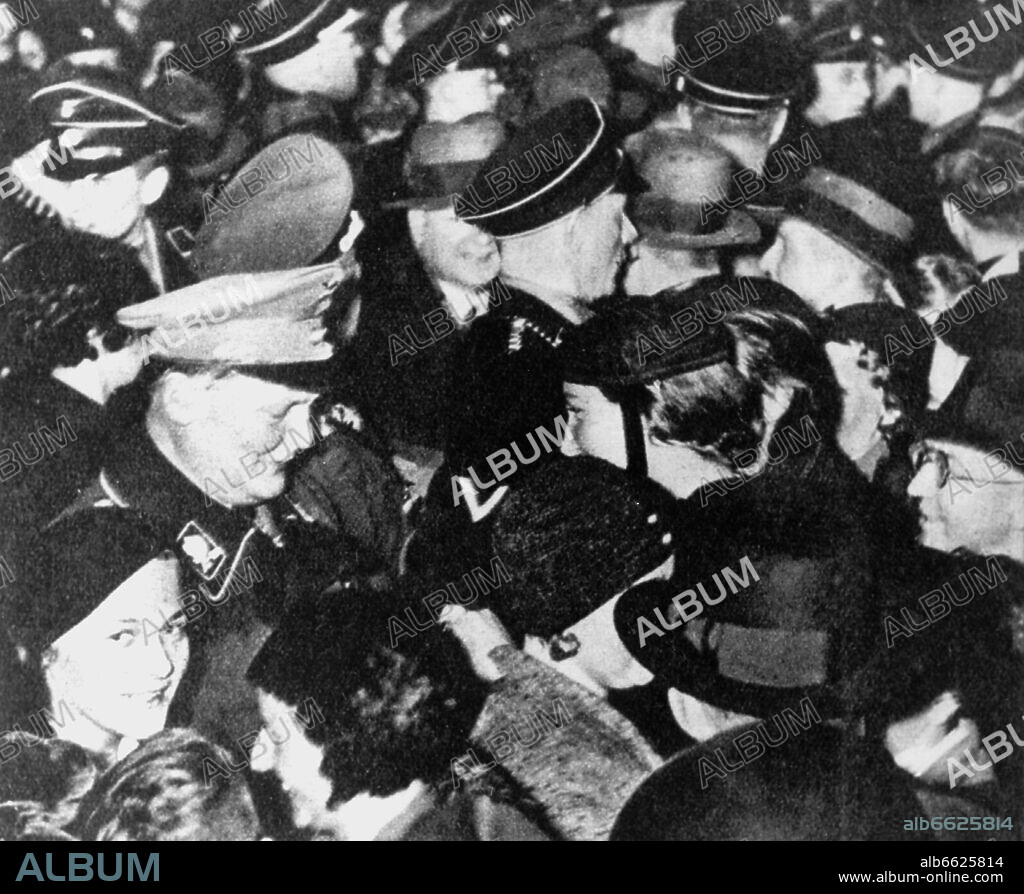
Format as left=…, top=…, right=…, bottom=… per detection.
left=910, top=444, right=1024, bottom=489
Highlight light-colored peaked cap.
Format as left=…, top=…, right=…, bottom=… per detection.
left=116, top=260, right=357, bottom=366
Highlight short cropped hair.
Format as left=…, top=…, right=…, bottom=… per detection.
left=73, top=728, right=259, bottom=841
left=935, top=128, right=1024, bottom=234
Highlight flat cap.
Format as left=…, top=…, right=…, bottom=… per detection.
left=117, top=259, right=358, bottom=379
left=456, top=97, right=622, bottom=237
left=30, top=70, right=187, bottom=179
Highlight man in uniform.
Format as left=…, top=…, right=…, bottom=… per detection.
left=6, top=70, right=193, bottom=293
left=55, top=259, right=380, bottom=746
left=407, top=97, right=636, bottom=581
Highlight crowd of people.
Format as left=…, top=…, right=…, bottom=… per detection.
left=0, top=0, right=1022, bottom=842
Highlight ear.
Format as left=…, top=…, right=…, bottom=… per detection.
left=139, top=164, right=170, bottom=207
left=768, top=108, right=789, bottom=147
left=156, top=370, right=212, bottom=426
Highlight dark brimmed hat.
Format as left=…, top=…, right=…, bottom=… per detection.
left=488, top=456, right=676, bottom=641
left=191, top=133, right=354, bottom=278
left=612, top=548, right=876, bottom=719
left=27, top=0, right=126, bottom=62
left=238, top=0, right=373, bottom=66
left=669, top=1, right=811, bottom=114
left=807, top=4, right=877, bottom=63
left=5, top=509, right=169, bottom=653
left=611, top=721, right=927, bottom=840
left=785, top=166, right=916, bottom=276
left=30, top=70, right=187, bottom=180
left=386, top=114, right=507, bottom=211
left=825, top=302, right=933, bottom=416
left=563, top=291, right=734, bottom=388
left=456, top=98, right=623, bottom=237
left=389, top=0, right=516, bottom=86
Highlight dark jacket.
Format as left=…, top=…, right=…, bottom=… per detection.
left=0, top=376, right=109, bottom=562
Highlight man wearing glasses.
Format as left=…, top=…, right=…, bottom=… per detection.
left=907, top=349, right=1024, bottom=562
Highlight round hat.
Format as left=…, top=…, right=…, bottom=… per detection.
left=455, top=97, right=623, bottom=237
left=630, top=130, right=761, bottom=249
left=385, top=113, right=507, bottom=211
left=487, top=456, right=677, bottom=642
left=5, top=509, right=170, bottom=653
left=785, top=165, right=916, bottom=276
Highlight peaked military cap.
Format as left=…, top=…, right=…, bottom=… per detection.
left=116, top=259, right=359, bottom=388
left=871, top=0, right=1024, bottom=81
left=30, top=70, right=187, bottom=180
left=670, top=1, right=811, bottom=114
left=456, top=97, right=622, bottom=237
left=238, top=0, right=373, bottom=66
left=192, top=133, right=355, bottom=278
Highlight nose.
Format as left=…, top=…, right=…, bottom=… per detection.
left=560, top=426, right=581, bottom=458
left=249, top=727, right=276, bottom=774
left=621, top=213, right=639, bottom=248
left=146, top=631, right=179, bottom=681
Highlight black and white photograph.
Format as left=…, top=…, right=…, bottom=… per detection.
left=0, top=0, right=1020, bottom=875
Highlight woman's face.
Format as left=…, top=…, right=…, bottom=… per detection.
left=44, top=554, right=189, bottom=744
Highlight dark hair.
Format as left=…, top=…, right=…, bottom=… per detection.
left=0, top=234, right=154, bottom=374
left=73, top=728, right=259, bottom=841
left=935, top=128, right=1024, bottom=234
left=247, top=594, right=489, bottom=807
left=583, top=298, right=839, bottom=471
left=0, top=736, right=102, bottom=841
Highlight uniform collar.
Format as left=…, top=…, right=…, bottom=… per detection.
left=500, top=284, right=573, bottom=345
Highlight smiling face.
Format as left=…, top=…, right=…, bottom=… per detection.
left=408, top=207, right=500, bottom=289
left=157, top=370, right=320, bottom=506
left=44, top=554, right=188, bottom=744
